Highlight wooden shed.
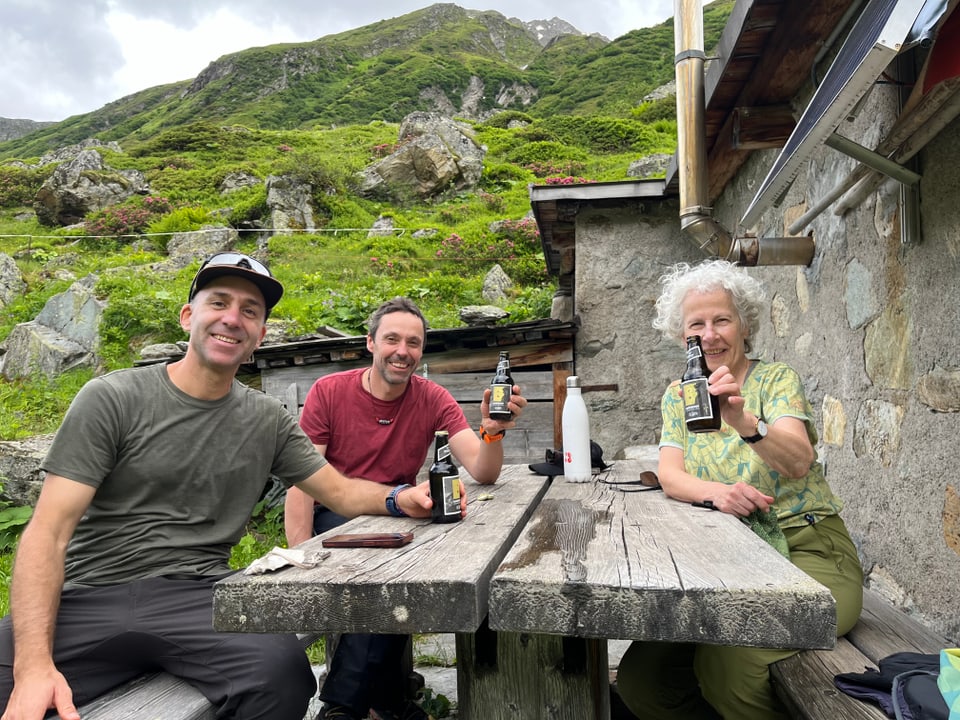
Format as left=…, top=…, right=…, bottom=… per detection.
left=250, top=318, right=579, bottom=475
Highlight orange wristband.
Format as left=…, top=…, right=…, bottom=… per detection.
left=480, top=426, right=505, bottom=444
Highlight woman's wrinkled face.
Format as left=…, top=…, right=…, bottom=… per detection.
left=680, top=288, right=748, bottom=376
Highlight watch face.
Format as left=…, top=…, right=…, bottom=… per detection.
left=757, top=419, right=768, bottom=437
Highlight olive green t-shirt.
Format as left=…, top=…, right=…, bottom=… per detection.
left=42, top=363, right=326, bottom=585
left=659, top=360, right=843, bottom=528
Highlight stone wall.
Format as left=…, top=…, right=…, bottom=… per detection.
left=571, top=198, right=702, bottom=453
left=708, top=80, right=960, bottom=639
left=569, top=79, right=960, bottom=638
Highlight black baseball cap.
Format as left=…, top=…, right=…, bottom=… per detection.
left=528, top=441, right=613, bottom=477
left=188, top=252, right=284, bottom=316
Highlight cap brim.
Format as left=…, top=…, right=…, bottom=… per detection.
left=193, top=266, right=284, bottom=311
left=528, top=461, right=564, bottom=477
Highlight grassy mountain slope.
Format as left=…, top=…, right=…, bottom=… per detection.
left=0, top=2, right=732, bottom=440
left=0, top=1, right=733, bottom=160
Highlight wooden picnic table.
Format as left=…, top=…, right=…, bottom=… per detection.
left=213, top=459, right=837, bottom=720
left=211, top=463, right=550, bottom=634
left=461, top=457, right=837, bottom=720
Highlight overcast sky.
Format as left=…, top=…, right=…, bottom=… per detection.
left=1, top=0, right=698, bottom=122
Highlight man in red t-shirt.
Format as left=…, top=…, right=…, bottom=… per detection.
left=284, top=296, right=526, bottom=720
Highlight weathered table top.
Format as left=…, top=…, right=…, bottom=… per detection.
left=488, top=458, right=838, bottom=649
left=213, top=466, right=550, bottom=635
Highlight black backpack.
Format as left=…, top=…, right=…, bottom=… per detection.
left=834, top=651, right=949, bottom=719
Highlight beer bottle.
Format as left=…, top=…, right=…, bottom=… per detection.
left=488, top=351, right=514, bottom=421
left=681, top=335, right=721, bottom=432
left=429, top=431, right=461, bottom=523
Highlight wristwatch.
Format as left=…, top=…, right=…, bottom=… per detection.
left=741, top=417, right=768, bottom=444
left=386, top=484, right=411, bottom=517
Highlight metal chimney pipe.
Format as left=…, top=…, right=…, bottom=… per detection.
left=673, top=0, right=816, bottom=267
left=674, top=0, right=735, bottom=259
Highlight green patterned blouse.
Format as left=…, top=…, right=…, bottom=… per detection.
left=659, top=360, right=843, bottom=529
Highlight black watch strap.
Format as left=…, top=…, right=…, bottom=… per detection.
left=741, top=418, right=767, bottom=444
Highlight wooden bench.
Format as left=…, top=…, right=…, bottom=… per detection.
left=75, top=671, right=214, bottom=720
left=771, top=588, right=952, bottom=720
left=74, top=633, right=320, bottom=720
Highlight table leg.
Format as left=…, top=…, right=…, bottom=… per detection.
left=455, top=621, right=610, bottom=719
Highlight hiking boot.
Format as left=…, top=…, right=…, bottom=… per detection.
left=314, top=704, right=364, bottom=720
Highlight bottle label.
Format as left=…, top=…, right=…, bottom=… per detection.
left=681, top=378, right=715, bottom=421
left=490, top=383, right=511, bottom=413
left=439, top=473, right=460, bottom=516
left=437, top=444, right=451, bottom=462
left=686, top=345, right=703, bottom=361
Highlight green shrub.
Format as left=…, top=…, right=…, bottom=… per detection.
left=146, top=205, right=213, bottom=247
left=0, top=370, right=93, bottom=440
left=83, top=195, right=173, bottom=239
left=226, top=186, right=269, bottom=227
left=0, top=165, right=47, bottom=208
left=632, top=96, right=677, bottom=124
left=96, top=271, right=185, bottom=368
left=479, top=110, right=535, bottom=129
left=504, top=141, right=588, bottom=169
left=0, top=483, right=31, bottom=553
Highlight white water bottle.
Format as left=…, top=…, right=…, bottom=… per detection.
left=561, top=376, right=592, bottom=482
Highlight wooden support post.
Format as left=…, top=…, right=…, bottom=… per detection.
left=455, top=623, right=610, bottom=720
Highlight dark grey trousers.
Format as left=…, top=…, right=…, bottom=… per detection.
left=0, top=573, right=316, bottom=719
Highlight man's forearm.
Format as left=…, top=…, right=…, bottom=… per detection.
left=297, top=464, right=433, bottom=519
left=284, top=486, right=316, bottom=546
left=9, top=525, right=67, bottom=677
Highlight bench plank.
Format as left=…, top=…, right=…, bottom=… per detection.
left=847, top=590, right=949, bottom=660
left=76, top=634, right=317, bottom=719
left=77, top=672, right=214, bottom=720
left=774, top=639, right=887, bottom=720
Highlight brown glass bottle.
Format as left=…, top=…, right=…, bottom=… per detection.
left=488, top=351, right=514, bottom=421
left=429, top=431, right=461, bottom=523
left=681, top=335, right=721, bottom=433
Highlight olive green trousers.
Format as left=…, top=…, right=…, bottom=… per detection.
left=616, top=514, right=864, bottom=720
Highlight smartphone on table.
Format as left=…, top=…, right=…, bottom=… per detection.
left=321, top=532, right=414, bottom=548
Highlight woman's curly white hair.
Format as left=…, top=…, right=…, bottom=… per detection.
left=652, top=259, right=766, bottom=353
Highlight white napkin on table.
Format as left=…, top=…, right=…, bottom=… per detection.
left=243, top=546, right=330, bottom=575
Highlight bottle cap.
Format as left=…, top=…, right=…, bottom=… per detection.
left=566, top=376, right=580, bottom=388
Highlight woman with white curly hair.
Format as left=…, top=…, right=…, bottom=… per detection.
left=616, top=259, right=863, bottom=720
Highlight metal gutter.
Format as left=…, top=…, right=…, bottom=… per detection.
left=674, top=0, right=815, bottom=266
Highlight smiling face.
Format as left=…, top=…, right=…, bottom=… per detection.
left=680, top=288, right=749, bottom=378
left=181, top=275, right=268, bottom=372
left=367, top=310, right=425, bottom=389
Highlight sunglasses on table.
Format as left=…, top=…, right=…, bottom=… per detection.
left=599, top=468, right=661, bottom=492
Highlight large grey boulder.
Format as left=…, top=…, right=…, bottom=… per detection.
left=0, top=435, right=53, bottom=507
left=33, top=148, right=149, bottom=227
left=1, top=276, right=105, bottom=380
left=266, top=175, right=316, bottom=232
left=483, top=264, right=513, bottom=303
left=161, top=226, right=240, bottom=272
left=358, top=113, right=486, bottom=201
left=0, top=253, right=26, bottom=308
left=459, top=305, right=510, bottom=326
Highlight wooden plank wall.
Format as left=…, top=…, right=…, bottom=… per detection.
left=262, top=363, right=555, bottom=480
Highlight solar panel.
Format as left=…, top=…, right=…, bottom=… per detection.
left=739, top=0, right=932, bottom=229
